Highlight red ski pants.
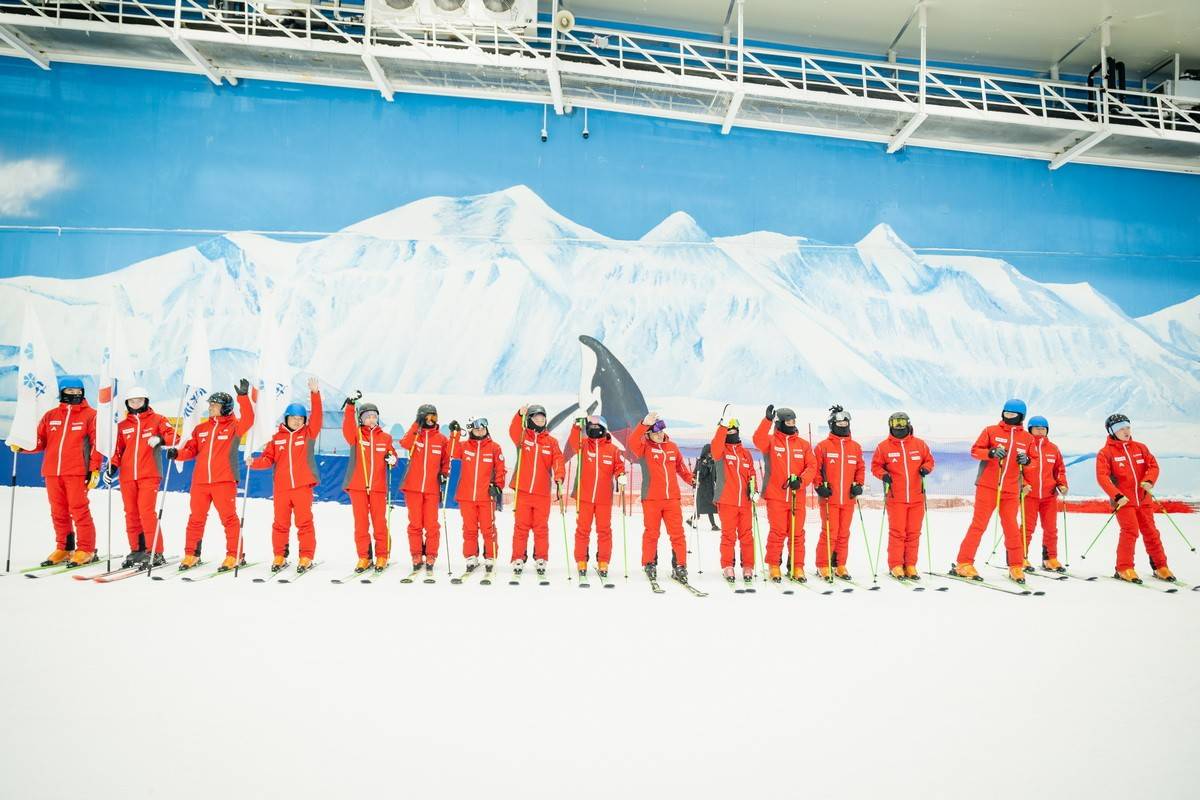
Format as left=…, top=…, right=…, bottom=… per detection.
left=717, top=502, right=754, bottom=570
left=574, top=500, right=614, bottom=566
left=271, top=486, right=316, bottom=559
left=640, top=499, right=687, bottom=567
left=348, top=489, right=389, bottom=560
left=119, top=476, right=163, bottom=553
left=957, top=484, right=1024, bottom=566
left=184, top=481, right=240, bottom=557
left=512, top=491, right=551, bottom=562
left=405, top=490, right=441, bottom=562
left=460, top=499, right=498, bottom=560
left=46, top=475, right=97, bottom=552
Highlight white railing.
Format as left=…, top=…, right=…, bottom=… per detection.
left=2, top=0, right=1198, bottom=139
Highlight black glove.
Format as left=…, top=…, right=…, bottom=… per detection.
left=342, top=390, right=362, bottom=409
left=1016, top=452, right=1031, bottom=466
left=815, top=483, right=833, bottom=498
left=234, top=378, right=250, bottom=396
left=849, top=483, right=863, bottom=498
left=988, top=447, right=1007, bottom=460
left=918, top=467, right=930, bottom=477
left=555, top=480, right=563, bottom=501
left=785, top=474, right=801, bottom=489
left=881, top=474, right=892, bottom=488
left=105, top=463, right=119, bottom=480
left=165, top=447, right=179, bottom=460
left=489, top=484, right=502, bottom=500
left=448, top=420, right=461, bottom=434
left=765, top=404, right=775, bottom=421
left=1111, top=494, right=1126, bottom=510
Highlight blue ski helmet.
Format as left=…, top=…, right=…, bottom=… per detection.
left=58, top=376, right=85, bottom=404
left=283, top=402, right=307, bottom=420
left=1027, top=415, right=1049, bottom=431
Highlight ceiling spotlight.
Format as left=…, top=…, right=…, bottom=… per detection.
left=482, top=0, right=516, bottom=10
left=383, top=0, right=415, bottom=8
left=433, top=0, right=466, bottom=10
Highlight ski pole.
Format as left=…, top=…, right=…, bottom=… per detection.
left=1019, top=479, right=1029, bottom=566
left=922, top=478, right=932, bottom=576
left=558, top=475, right=571, bottom=582
left=146, top=395, right=185, bottom=579
left=875, top=483, right=889, bottom=580
left=694, top=475, right=703, bottom=575
left=984, top=456, right=1005, bottom=566
left=233, top=430, right=256, bottom=578
left=1080, top=510, right=1118, bottom=559
left=104, top=453, right=113, bottom=572
left=442, top=431, right=459, bottom=576
left=823, top=496, right=833, bottom=580
left=5, top=451, right=17, bottom=573
left=788, top=484, right=798, bottom=581
left=621, top=470, right=629, bottom=580
left=749, top=482, right=764, bottom=580
left=1148, top=492, right=1197, bottom=551
left=1061, top=495, right=1070, bottom=567
left=855, top=498, right=877, bottom=584
left=385, top=463, right=394, bottom=565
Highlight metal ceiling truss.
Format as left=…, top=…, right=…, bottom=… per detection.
left=1, top=0, right=1197, bottom=173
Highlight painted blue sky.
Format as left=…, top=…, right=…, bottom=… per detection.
left=1, top=59, right=1198, bottom=316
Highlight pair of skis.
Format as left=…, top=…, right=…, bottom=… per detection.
left=645, top=572, right=708, bottom=597
left=253, top=561, right=324, bottom=584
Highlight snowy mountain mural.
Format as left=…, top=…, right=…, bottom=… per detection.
left=1, top=185, right=1198, bottom=426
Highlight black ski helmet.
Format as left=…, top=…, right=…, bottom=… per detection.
left=417, top=403, right=438, bottom=428
left=1105, top=413, right=1130, bottom=438
left=774, top=407, right=797, bottom=434
left=357, top=402, right=380, bottom=424
left=828, top=404, right=851, bottom=436
left=209, top=391, right=234, bottom=417
left=525, top=404, right=547, bottom=431
left=888, top=411, right=912, bottom=438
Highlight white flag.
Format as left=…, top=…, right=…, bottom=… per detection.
left=247, top=290, right=293, bottom=458
left=96, top=307, right=135, bottom=459
left=5, top=307, right=59, bottom=451
left=176, top=315, right=213, bottom=469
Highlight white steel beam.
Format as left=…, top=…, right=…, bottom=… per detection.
left=720, top=1, right=743, bottom=134
left=547, top=0, right=564, bottom=114
left=0, top=24, right=49, bottom=70
left=887, top=111, right=927, bottom=153
left=720, top=89, right=744, bottom=134
left=169, top=35, right=223, bottom=86
left=1049, top=128, right=1111, bottom=170
left=361, top=53, right=394, bottom=102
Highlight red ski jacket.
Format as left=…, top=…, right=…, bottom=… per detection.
left=628, top=422, right=694, bottom=502
left=1027, top=436, right=1068, bottom=500
left=970, top=422, right=1037, bottom=497
left=111, top=407, right=177, bottom=482
left=175, top=395, right=255, bottom=485
left=1096, top=438, right=1159, bottom=509
left=508, top=413, right=565, bottom=497
left=813, top=434, right=866, bottom=505
left=399, top=424, right=451, bottom=494
left=250, top=391, right=323, bottom=491
left=566, top=425, right=625, bottom=506
left=870, top=434, right=934, bottom=504
left=31, top=400, right=103, bottom=478
left=341, top=405, right=396, bottom=494
left=449, top=434, right=507, bottom=503
left=752, top=418, right=818, bottom=501
left=710, top=424, right=756, bottom=507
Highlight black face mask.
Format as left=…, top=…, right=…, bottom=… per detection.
left=125, top=403, right=150, bottom=415
left=61, top=392, right=84, bottom=406
left=832, top=425, right=850, bottom=438
left=586, top=426, right=605, bottom=439
left=1002, top=412, right=1024, bottom=426
left=725, top=432, right=741, bottom=445
left=470, top=429, right=487, bottom=440
left=891, top=427, right=910, bottom=439
left=776, top=421, right=797, bottom=435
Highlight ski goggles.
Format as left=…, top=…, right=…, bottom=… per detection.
left=422, top=412, right=439, bottom=425
left=725, top=417, right=741, bottom=430
left=830, top=411, right=851, bottom=425
left=469, top=418, right=489, bottom=430
left=586, top=414, right=607, bottom=427
left=649, top=420, right=667, bottom=433
left=889, top=415, right=910, bottom=429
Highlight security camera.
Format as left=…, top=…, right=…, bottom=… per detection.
left=582, top=129, right=589, bottom=140
left=540, top=129, right=548, bottom=142
left=582, top=107, right=589, bottom=139
left=540, top=104, right=549, bottom=143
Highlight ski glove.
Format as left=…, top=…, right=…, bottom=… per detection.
left=342, top=391, right=362, bottom=409
left=554, top=480, right=562, bottom=501
left=849, top=483, right=863, bottom=498
left=881, top=474, right=892, bottom=488
left=235, top=378, right=250, bottom=396
left=918, top=467, right=930, bottom=477
left=988, top=447, right=1007, bottom=460
left=103, top=463, right=118, bottom=483
left=9, top=444, right=21, bottom=453
left=785, top=474, right=801, bottom=489
left=448, top=420, right=461, bottom=434
left=87, top=471, right=99, bottom=490
left=148, top=435, right=162, bottom=447
left=1139, top=481, right=1154, bottom=492
left=383, top=453, right=397, bottom=467
left=815, top=483, right=833, bottom=498
left=1056, top=485, right=1068, bottom=496
left=765, top=404, right=775, bottom=421
left=165, top=448, right=179, bottom=460
left=616, top=474, right=627, bottom=487
left=1016, top=452, right=1031, bottom=466
left=1112, top=494, right=1128, bottom=510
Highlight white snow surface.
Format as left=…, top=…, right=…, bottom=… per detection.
left=2, top=486, right=1198, bottom=799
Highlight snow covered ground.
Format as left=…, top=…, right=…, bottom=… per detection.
left=2, top=486, right=1198, bottom=799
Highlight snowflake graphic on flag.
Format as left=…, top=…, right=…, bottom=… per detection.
left=23, top=343, right=34, bottom=360
left=22, top=372, right=46, bottom=397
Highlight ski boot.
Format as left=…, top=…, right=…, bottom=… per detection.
left=296, top=557, right=314, bottom=574
left=1114, top=568, right=1142, bottom=584
left=1023, top=558, right=1035, bottom=572
left=768, top=564, right=782, bottom=583
left=1008, top=565, right=1026, bottom=584
left=40, top=549, right=72, bottom=567
left=722, top=566, right=735, bottom=585
left=465, top=555, right=480, bottom=573
left=354, top=558, right=372, bottom=574
left=951, top=562, right=981, bottom=580
left=597, top=561, right=609, bottom=580
left=833, top=565, right=851, bottom=580
left=1042, top=557, right=1065, bottom=573
left=742, top=568, right=754, bottom=589
left=484, top=558, right=495, bottom=577
left=424, top=560, right=435, bottom=578
left=890, top=565, right=906, bottom=580
left=1153, top=566, right=1177, bottom=583
left=217, top=555, right=246, bottom=573
left=534, top=558, right=548, bottom=578
left=511, top=559, right=524, bottom=575
left=816, top=566, right=833, bottom=582
left=672, top=564, right=688, bottom=584
left=122, top=550, right=149, bottom=570
left=179, top=554, right=201, bottom=571
left=67, top=550, right=98, bottom=568
left=789, top=567, right=807, bottom=583
left=375, top=555, right=389, bottom=572
left=150, top=552, right=167, bottom=568
left=644, top=563, right=657, bottom=582
left=270, top=554, right=288, bottom=573
left=904, top=565, right=920, bottom=580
